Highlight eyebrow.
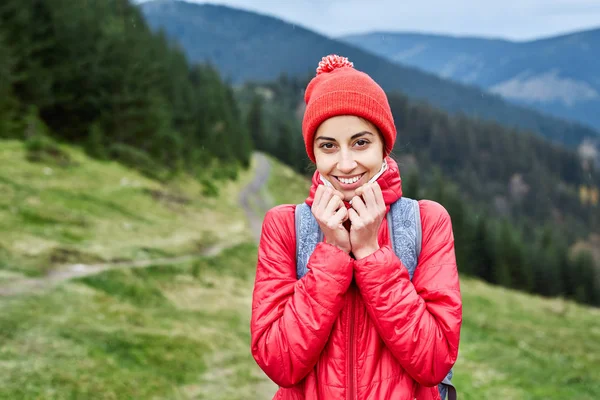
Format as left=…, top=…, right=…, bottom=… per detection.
left=315, top=131, right=374, bottom=142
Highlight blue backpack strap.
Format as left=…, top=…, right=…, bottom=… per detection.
left=388, top=197, right=455, bottom=400
left=294, top=202, right=323, bottom=279
left=439, top=369, right=456, bottom=400
left=387, top=196, right=422, bottom=279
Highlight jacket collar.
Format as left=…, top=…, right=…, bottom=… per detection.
left=305, top=156, right=403, bottom=208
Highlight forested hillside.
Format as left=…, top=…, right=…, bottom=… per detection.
left=239, top=76, right=600, bottom=306
left=0, top=0, right=252, bottom=185
left=140, top=0, right=600, bottom=150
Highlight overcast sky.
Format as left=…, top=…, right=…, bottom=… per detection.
left=174, top=0, right=600, bottom=41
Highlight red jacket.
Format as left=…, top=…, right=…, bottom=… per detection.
left=251, top=157, right=462, bottom=399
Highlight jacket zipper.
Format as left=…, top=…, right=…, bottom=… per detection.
left=348, top=285, right=356, bottom=399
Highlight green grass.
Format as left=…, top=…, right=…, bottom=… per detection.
left=0, top=243, right=274, bottom=399
left=0, top=139, right=255, bottom=277
left=265, top=154, right=311, bottom=206
left=2, top=250, right=598, bottom=399
left=455, top=279, right=600, bottom=399
left=1, top=141, right=599, bottom=399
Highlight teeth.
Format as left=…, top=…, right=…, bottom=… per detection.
left=339, top=175, right=360, bottom=184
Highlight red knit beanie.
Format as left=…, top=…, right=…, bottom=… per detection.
left=302, top=54, right=397, bottom=163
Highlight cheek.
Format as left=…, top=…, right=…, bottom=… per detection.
left=365, top=150, right=384, bottom=176
left=314, top=154, right=334, bottom=175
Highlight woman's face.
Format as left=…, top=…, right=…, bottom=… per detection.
left=313, top=115, right=385, bottom=202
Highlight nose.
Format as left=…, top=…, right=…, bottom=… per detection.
left=337, top=150, right=357, bottom=173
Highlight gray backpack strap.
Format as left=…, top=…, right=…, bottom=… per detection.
left=387, top=197, right=455, bottom=400
left=386, top=196, right=422, bottom=279
left=294, top=203, right=323, bottom=279
left=439, top=369, right=457, bottom=400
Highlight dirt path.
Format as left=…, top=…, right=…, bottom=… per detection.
left=0, top=153, right=273, bottom=297
left=239, top=152, right=272, bottom=242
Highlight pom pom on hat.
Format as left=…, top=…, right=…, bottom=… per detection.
left=316, top=54, right=354, bottom=75
left=302, top=54, right=397, bottom=163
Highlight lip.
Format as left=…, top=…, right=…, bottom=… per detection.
left=333, top=173, right=366, bottom=190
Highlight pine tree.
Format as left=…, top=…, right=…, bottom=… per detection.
left=571, top=250, right=598, bottom=305
left=536, top=227, right=564, bottom=297
left=225, top=85, right=252, bottom=168
left=492, top=221, right=514, bottom=288
left=247, top=95, right=266, bottom=151
left=471, top=217, right=495, bottom=284
left=275, top=120, right=295, bottom=165
left=0, top=34, right=16, bottom=136
left=85, top=122, right=107, bottom=160
left=403, top=169, right=420, bottom=199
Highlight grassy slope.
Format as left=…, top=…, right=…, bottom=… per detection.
left=0, top=140, right=254, bottom=279
left=263, top=154, right=311, bottom=207
left=0, top=143, right=599, bottom=399
left=0, top=244, right=269, bottom=399
left=0, top=140, right=273, bottom=399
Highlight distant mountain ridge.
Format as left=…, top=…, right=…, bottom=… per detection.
left=341, top=28, right=600, bottom=130
left=139, top=0, right=600, bottom=149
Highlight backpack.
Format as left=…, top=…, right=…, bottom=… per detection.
left=294, top=197, right=456, bottom=400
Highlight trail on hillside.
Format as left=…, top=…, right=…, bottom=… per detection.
left=0, top=153, right=273, bottom=297
left=239, top=152, right=272, bottom=242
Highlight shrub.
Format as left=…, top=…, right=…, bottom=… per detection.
left=109, top=143, right=167, bottom=181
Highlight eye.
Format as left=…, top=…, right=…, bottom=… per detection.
left=320, top=142, right=335, bottom=149
left=355, top=139, right=370, bottom=147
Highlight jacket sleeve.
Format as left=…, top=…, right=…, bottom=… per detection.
left=353, top=200, right=462, bottom=387
left=250, top=205, right=354, bottom=388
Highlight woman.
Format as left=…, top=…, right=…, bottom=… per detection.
left=250, top=54, right=462, bottom=399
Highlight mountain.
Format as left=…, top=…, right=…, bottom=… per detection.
left=138, top=0, right=600, bottom=149
left=341, top=28, right=600, bottom=130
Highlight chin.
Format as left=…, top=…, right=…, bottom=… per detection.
left=341, top=189, right=356, bottom=202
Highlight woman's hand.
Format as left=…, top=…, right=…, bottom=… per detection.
left=311, top=185, right=351, bottom=254
left=348, top=182, right=386, bottom=259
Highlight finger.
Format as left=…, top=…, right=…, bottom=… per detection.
left=329, top=206, right=348, bottom=228
left=348, top=207, right=360, bottom=224
left=332, top=189, right=345, bottom=201
left=372, top=182, right=385, bottom=208
left=313, top=185, right=324, bottom=210
left=354, top=185, right=367, bottom=205
left=341, top=206, right=349, bottom=222
left=324, top=193, right=343, bottom=216
left=351, top=195, right=367, bottom=216
left=317, top=187, right=333, bottom=214
left=362, top=184, right=378, bottom=210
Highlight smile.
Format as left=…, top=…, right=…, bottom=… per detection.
left=334, top=173, right=365, bottom=185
